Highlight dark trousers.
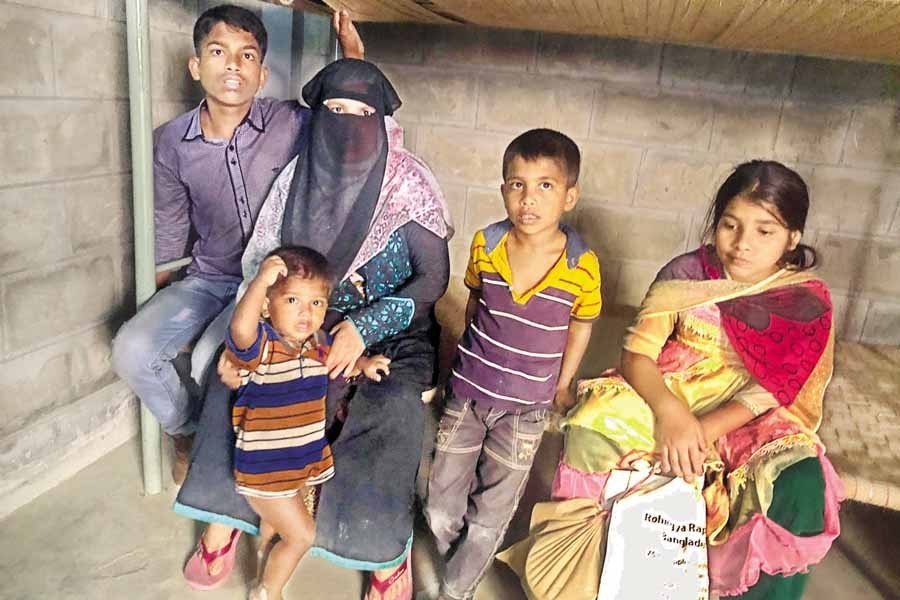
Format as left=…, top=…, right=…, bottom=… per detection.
left=425, top=394, right=548, bottom=600
left=312, top=332, right=435, bottom=569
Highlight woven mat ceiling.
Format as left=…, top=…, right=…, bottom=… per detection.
left=305, top=0, right=900, bottom=64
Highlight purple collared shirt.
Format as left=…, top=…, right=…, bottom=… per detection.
left=153, top=97, right=309, bottom=281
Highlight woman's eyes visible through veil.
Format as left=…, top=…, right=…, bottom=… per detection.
left=324, top=99, right=376, bottom=117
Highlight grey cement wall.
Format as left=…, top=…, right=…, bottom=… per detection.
left=355, top=22, right=900, bottom=347
left=0, top=0, right=205, bottom=517
left=0, top=0, right=327, bottom=518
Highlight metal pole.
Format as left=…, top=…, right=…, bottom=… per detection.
left=125, top=0, right=162, bottom=496
left=331, top=16, right=340, bottom=62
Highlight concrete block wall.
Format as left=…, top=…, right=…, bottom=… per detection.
left=357, top=23, right=900, bottom=346
left=0, top=0, right=203, bottom=518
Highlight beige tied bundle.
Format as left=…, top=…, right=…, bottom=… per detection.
left=498, top=452, right=657, bottom=600
left=497, top=497, right=609, bottom=600
left=498, top=450, right=723, bottom=599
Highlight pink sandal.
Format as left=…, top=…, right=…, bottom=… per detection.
left=366, top=553, right=412, bottom=600
left=183, top=528, right=242, bottom=590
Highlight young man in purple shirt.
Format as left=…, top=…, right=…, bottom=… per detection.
left=112, top=5, right=364, bottom=484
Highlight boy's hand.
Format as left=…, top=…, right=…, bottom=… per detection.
left=217, top=352, right=242, bottom=390
left=553, top=384, right=576, bottom=415
left=327, top=319, right=366, bottom=379
left=359, top=354, right=391, bottom=382
left=256, top=256, right=288, bottom=288
left=155, top=269, right=175, bottom=288
left=333, top=10, right=364, bottom=59
left=655, top=400, right=707, bottom=483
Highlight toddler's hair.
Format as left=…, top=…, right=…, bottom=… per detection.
left=703, top=160, right=818, bottom=270
left=502, top=128, right=581, bottom=187
left=194, top=4, right=268, bottom=60
left=265, top=246, right=332, bottom=288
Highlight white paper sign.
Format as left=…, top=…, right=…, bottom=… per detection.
left=598, top=474, right=709, bottom=600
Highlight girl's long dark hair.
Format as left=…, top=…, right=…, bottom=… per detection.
left=703, top=160, right=818, bottom=270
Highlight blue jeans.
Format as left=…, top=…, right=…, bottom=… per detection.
left=111, top=275, right=238, bottom=435
left=424, top=393, right=548, bottom=600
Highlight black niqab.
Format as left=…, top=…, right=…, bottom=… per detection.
left=281, top=59, right=402, bottom=281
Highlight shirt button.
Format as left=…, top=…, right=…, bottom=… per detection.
left=242, top=210, right=248, bottom=217
left=239, top=197, right=245, bottom=203
left=230, top=159, right=237, bottom=165
left=229, top=145, right=234, bottom=151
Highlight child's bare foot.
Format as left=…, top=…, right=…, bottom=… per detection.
left=255, top=521, right=277, bottom=581
left=251, top=582, right=288, bottom=600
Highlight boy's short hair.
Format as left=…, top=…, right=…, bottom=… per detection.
left=193, top=4, right=268, bottom=60
left=266, top=246, right=332, bottom=289
left=502, top=128, right=581, bottom=187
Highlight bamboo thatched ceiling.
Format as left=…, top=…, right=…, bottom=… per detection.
left=276, top=0, right=900, bottom=64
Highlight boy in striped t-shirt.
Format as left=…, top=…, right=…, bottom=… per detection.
left=424, top=129, right=601, bottom=600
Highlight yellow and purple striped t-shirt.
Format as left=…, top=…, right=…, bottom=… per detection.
left=450, top=220, right=602, bottom=411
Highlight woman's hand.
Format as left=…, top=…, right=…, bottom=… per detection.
left=327, top=320, right=366, bottom=380
left=655, top=399, right=707, bottom=483
left=217, top=352, right=242, bottom=390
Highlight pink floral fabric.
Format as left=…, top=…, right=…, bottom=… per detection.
left=708, top=448, right=844, bottom=596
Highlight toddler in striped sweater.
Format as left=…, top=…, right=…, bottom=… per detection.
left=225, top=245, right=388, bottom=600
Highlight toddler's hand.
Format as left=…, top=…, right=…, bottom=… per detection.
left=360, top=354, right=391, bottom=382
left=217, top=352, right=242, bottom=390
left=256, top=256, right=288, bottom=288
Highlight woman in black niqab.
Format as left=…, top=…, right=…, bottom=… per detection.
left=176, top=57, right=452, bottom=600
left=281, top=58, right=401, bottom=284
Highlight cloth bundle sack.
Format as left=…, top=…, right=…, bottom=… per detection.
left=598, top=470, right=709, bottom=600
left=497, top=497, right=608, bottom=600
